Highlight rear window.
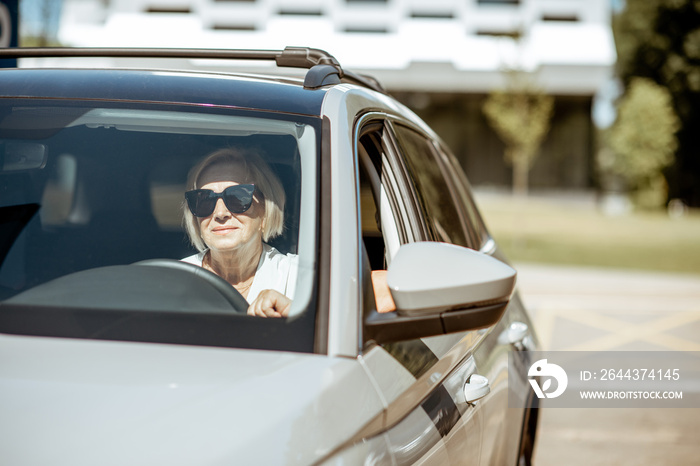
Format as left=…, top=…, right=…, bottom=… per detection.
left=0, top=101, right=320, bottom=352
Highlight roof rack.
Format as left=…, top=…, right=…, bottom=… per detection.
left=0, top=46, right=387, bottom=93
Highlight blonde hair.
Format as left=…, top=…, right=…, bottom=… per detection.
left=183, top=148, right=286, bottom=252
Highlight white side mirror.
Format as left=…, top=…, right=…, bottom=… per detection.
left=387, top=242, right=516, bottom=316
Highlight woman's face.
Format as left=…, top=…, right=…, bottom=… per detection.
left=196, top=162, right=265, bottom=255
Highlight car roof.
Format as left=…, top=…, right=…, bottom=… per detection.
left=0, top=67, right=329, bottom=116
left=0, top=47, right=388, bottom=117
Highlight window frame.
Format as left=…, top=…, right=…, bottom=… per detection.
left=354, top=114, right=428, bottom=258
left=0, top=99, right=324, bottom=353
left=355, top=114, right=485, bottom=378
left=354, top=112, right=488, bottom=270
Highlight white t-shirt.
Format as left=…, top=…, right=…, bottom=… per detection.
left=181, top=243, right=298, bottom=303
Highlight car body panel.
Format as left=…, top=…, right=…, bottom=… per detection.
left=474, top=290, right=536, bottom=466
left=0, top=333, right=386, bottom=466
left=318, top=85, right=362, bottom=359
left=344, top=101, right=537, bottom=464
left=320, top=84, right=453, bottom=359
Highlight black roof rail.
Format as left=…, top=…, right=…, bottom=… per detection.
left=0, top=46, right=387, bottom=93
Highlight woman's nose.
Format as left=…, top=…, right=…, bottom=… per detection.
left=212, top=198, right=232, bottom=218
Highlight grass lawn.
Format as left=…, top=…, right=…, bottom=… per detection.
left=474, top=191, right=700, bottom=276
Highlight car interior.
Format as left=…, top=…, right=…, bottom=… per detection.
left=0, top=105, right=303, bottom=302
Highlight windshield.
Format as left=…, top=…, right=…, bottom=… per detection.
left=0, top=101, right=320, bottom=352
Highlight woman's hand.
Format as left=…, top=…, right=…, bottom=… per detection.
left=247, top=289, right=292, bottom=318
left=371, top=270, right=396, bottom=313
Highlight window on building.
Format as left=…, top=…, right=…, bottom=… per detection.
left=145, top=6, right=192, bottom=14
left=542, top=14, right=579, bottom=22
left=475, top=30, right=521, bottom=39
left=477, top=0, right=520, bottom=5
left=410, top=12, right=454, bottom=20
left=344, top=27, right=388, bottom=33
left=278, top=9, right=323, bottom=16
left=211, top=24, right=256, bottom=31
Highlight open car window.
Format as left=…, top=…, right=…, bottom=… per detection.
left=0, top=101, right=320, bottom=352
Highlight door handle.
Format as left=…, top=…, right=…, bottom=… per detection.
left=463, top=374, right=490, bottom=405
left=498, top=321, right=530, bottom=351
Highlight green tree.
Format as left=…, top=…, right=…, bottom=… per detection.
left=19, top=0, right=63, bottom=47
left=613, top=0, right=700, bottom=205
left=482, top=75, right=554, bottom=197
left=601, top=77, right=680, bottom=208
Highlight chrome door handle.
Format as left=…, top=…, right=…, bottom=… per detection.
left=463, top=374, right=490, bottom=405
left=498, top=321, right=529, bottom=351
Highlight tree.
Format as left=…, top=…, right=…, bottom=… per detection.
left=613, top=0, right=700, bottom=206
left=482, top=73, right=554, bottom=197
left=19, top=0, right=63, bottom=47
left=600, top=77, right=680, bottom=208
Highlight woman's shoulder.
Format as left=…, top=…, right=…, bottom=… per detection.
left=181, top=250, right=207, bottom=266
left=261, top=243, right=298, bottom=268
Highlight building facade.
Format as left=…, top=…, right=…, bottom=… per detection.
left=56, top=0, right=616, bottom=191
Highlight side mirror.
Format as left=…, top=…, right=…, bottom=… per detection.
left=364, top=242, right=516, bottom=344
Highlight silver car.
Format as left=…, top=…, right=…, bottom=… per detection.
left=0, top=47, right=538, bottom=465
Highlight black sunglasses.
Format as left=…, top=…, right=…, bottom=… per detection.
left=185, top=184, right=256, bottom=217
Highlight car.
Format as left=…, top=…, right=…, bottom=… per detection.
left=0, top=46, right=539, bottom=465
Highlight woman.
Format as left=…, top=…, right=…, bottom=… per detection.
left=181, top=148, right=297, bottom=318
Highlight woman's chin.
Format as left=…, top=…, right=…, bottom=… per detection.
left=207, top=236, right=261, bottom=255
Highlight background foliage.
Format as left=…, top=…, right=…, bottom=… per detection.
left=613, top=0, right=700, bottom=206
left=601, top=77, right=680, bottom=208
left=482, top=74, right=554, bottom=197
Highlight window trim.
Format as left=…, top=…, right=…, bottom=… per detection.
left=355, top=114, right=427, bottom=247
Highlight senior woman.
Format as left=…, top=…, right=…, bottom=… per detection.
left=181, top=148, right=297, bottom=318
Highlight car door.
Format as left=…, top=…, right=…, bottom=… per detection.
left=424, top=137, right=537, bottom=465
left=388, top=121, right=535, bottom=466
left=355, top=114, right=487, bottom=465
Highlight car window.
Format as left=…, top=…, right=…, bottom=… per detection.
left=433, top=142, right=490, bottom=249
left=356, top=119, right=441, bottom=379
left=391, top=124, right=472, bottom=248
left=0, top=101, right=320, bottom=352
left=357, top=126, right=405, bottom=270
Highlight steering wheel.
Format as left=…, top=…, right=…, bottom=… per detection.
left=135, top=258, right=249, bottom=313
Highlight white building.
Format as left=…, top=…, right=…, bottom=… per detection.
left=55, top=0, right=616, bottom=190
left=57, top=0, right=615, bottom=95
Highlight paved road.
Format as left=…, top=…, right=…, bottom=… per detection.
left=514, top=263, right=700, bottom=466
